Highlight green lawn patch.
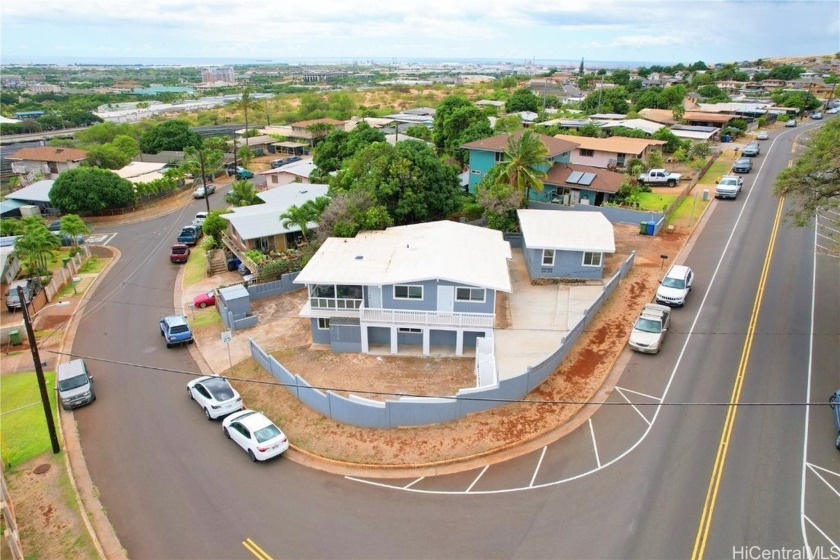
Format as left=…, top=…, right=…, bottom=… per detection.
left=0, top=370, right=58, bottom=467
left=667, top=192, right=711, bottom=227
left=78, top=255, right=108, bottom=274
left=637, top=192, right=678, bottom=213
left=183, top=245, right=207, bottom=288
left=699, top=160, right=733, bottom=184
left=189, top=307, right=222, bottom=329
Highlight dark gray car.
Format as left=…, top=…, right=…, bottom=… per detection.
left=732, top=157, right=753, bottom=173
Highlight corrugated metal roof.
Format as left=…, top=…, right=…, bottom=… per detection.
left=221, top=184, right=329, bottom=240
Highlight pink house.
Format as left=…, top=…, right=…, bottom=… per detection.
left=553, top=135, right=666, bottom=169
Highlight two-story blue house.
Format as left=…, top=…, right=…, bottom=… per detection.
left=461, top=131, right=578, bottom=198
left=294, top=221, right=512, bottom=356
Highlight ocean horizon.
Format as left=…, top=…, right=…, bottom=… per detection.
left=1, top=55, right=676, bottom=69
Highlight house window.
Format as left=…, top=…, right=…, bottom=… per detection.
left=398, top=327, right=422, bottom=334
left=582, top=252, right=603, bottom=267
left=456, top=287, right=486, bottom=302
left=271, top=175, right=279, bottom=184
left=495, top=152, right=507, bottom=163
left=317, top=318, right=330, bottom=330
left=394, top=285, right=423, bottom=300
left=579, top=149, right=594, bottom=157
left=542, top=249, right=555, bottom=266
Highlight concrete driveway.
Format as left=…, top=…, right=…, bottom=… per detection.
left=494, top=250, right=604, bottom=379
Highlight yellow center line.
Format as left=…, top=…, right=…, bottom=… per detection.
left=243, top=537, right=273, bottom=560
left=691, top=194, right=787, bottom=560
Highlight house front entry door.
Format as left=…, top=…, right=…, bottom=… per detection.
left=437, top=286, right=454, bottom=312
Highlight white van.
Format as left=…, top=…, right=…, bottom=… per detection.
left=193, top=211, right=208, bottom=226
left=57, top=359, right=96, bottom=410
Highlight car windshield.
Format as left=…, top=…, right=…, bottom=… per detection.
left=635, top=318, right=662, bottom=333
left=170, top=325, right=189, bottom=334
left=58, top=374, right=89, bottom=391
left=662, top=277, right=685, bottom=289
left=172, top=247, right=187, bottom=254
left=254, top=424, right=282, bottom=444
left=205, top=378, right=235, bottom=400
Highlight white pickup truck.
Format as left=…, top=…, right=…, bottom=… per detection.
left=628, top=303, right=671, bottom=354
left=637, top=169, right=683, bottom=187
left=715, top=175, right=743, bottom=200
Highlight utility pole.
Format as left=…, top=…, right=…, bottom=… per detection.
left=19, top=288, right=61, bottom=454
left=198, top=149, right=211, bottom=214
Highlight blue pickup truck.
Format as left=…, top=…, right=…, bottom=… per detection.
left=177, top=224, right=203, bottom=246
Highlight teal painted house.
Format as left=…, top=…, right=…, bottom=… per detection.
left=461, top=132, right=578, bottom=199
left=462, top=132, right=626, bottom=206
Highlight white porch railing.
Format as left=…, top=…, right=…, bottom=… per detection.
left=359, top=306, right=494, bottom=328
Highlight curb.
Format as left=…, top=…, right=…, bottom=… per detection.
left=56, top=246, right=128, bottom=560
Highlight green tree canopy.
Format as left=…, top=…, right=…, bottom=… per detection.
left=768, top=64, right=804, bottom=80
left=139, top=120, right=202, bottom=154
left=496, top=130, right=549, bottom=206
left=312, top=122, right=386, bottom=176
left=50, top=167, right=135, bottom=213
left=774, top=118, right=840, bottom=226
left=76, top=122, right=139, bottom=145
left=696, top=85, right=730, bottom=103
left=59, top=214, right=89, bottom=247
left=432, top=95, right=474, bottom=153
left=609, top=69, right=631, bottom=86
left=201, top=210, right=228, bottom=247
left=505, top=88, right=541, bottom=113
left=225, top=180, right=260, bottom=207
left=331, top=141, right=462, bottom=225
left=85, top=143, right=132, bottom=169
left=770, top=90, right=822, bottom=112
left=316, top=190, right=392, bottom=242
left=581, top=86, right=630, bottom=114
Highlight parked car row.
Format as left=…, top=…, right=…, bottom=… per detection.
left=629, top=265, right=695, bottom=355
left=186, top=375, right=290, bottom=461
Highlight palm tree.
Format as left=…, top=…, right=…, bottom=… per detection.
left=15, top=223, right=60, bottom=276
left=224, top=180, right=260, bottom=207
left=280, top=204, right=315, bottom=242
left=234, top=87, right=260, bottom=150
left=496, top=130, right=549, bottom=207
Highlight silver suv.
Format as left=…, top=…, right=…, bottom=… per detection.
left=742, top=142, right=760, bottom=157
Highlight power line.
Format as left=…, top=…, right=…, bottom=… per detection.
left=46, top=350, right=835, bottom=408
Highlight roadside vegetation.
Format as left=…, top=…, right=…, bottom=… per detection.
left=0, top=371, right=57, bottom=467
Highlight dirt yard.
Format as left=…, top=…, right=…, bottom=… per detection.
left=228, top=223, right=692, bottom=467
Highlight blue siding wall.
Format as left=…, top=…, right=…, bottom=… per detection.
left=523, top=247, right=603, bottom=280
left=467, top=150, right=498, bottom=192
left=310, top=319, right=330, bottom=343
left=379, top=280, right=496, bottom=314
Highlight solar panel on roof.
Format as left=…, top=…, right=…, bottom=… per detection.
left=567, top=171, right=584, bottom=184
left=578, top=173, right=596, bottom=186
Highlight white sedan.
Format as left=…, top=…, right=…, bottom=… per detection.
left=222, top=410, right=289, bottom=462
left=187, top=376, right=243, bottom=420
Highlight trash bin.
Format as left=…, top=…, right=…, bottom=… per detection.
left=640, top=221, right=649, bottom=235
left=646, top=221, right=656, bottom=235
left=9, top=329, right=21, bottom=346
left=722, top=135, right=731, bottom=142
left=62, top=257, right=72, bottom=266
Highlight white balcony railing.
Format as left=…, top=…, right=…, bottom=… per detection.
left=359, top=306, right=494, bottom=329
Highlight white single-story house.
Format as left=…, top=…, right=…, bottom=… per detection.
left=258, top=158, right=317, bottom=187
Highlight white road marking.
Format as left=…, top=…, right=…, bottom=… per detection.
left=588, top=419, right=601, bottom=469
left=529, top=447, right=547, bottom=488
left=805, top=464, right=840, bottom=498
left=615, top=387, right=652, bottom=426
left=803, top=514, right=839, bottom=552
left=465, top=465, right=489, bottom=493
left=614, top=386, right=663, bottom=402
left=403, top=477, right=424, bottom=489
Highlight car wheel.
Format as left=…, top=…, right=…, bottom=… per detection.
left=187, top=387, right=193, bottom=399
left=204, top=408, right=212, bottom=420
left=835, top=432, right=840, bottom=450
left=166, top=342, right=172, bottom=348
left=199, top=302, right=207, bottom=309
left=223, top=427, right=230, bottom=439
left=248, top=449, right=257, bottom=462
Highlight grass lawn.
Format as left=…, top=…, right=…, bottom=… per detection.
left=77, top=255, right=108, bottom=274
left=637, top=192, right=678, bottom=213
left=668, top=192, right=711, bottom=227
left=183, top=245, right=207, bottom=288
left=189, top=307, right=222, bottom=329
left=699, top=160, right=733, bottom=184
left=0, top=370, right=58, bottom=467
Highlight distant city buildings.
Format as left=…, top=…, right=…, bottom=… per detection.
left=201, top=67, right=235, bottom=85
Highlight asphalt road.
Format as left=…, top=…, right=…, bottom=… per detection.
left=71, top=126, right=839, bottom=559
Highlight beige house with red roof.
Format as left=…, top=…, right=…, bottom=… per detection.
left=553, top=134, right=666, bottom=170
left=8, top=146, right=88, bottom=180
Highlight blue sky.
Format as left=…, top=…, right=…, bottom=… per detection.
left=1, top=0, right=838, bottom=65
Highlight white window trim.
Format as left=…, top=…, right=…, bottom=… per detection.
left=582, top=252, right=602, bottom=267
left=455, top=287, right=486, bottom=303
left=317, top=318, right=331, bottom=330
left=397, top=327, right=422, bottom=334
left=542, top=249, right=555, bottom=266
left=393, top=284, right=423, bottom=300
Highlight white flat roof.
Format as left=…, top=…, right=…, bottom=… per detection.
left=221, top=184, right=329, bottom=240
left=258, top=159, right=316, bottom=178
left=295, top=221, right=512, bottom=292
left=517, top=209, right=615, bottom=253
